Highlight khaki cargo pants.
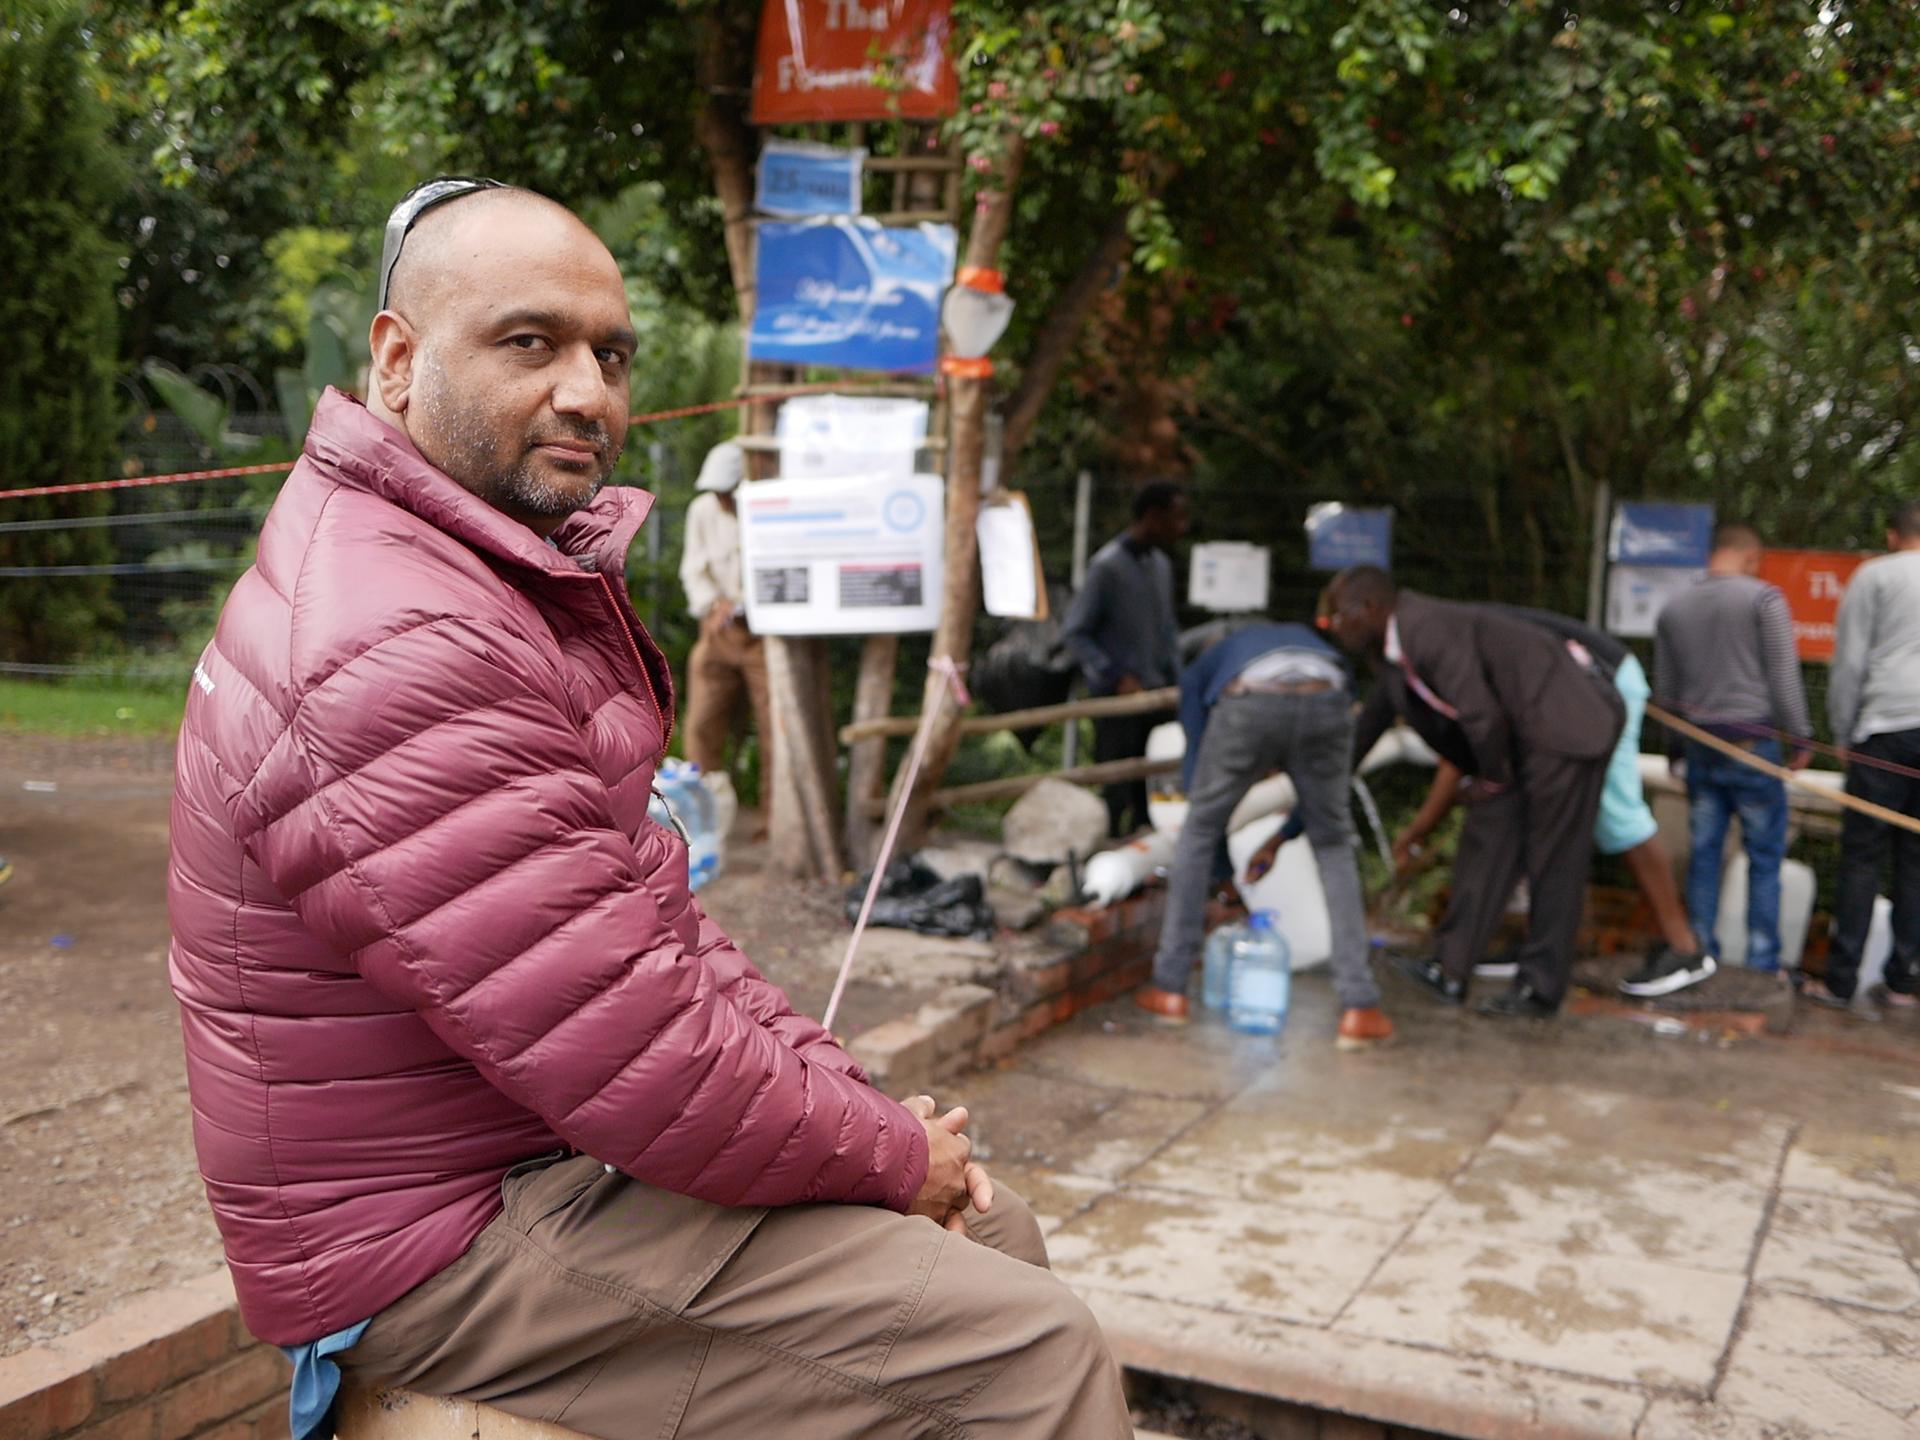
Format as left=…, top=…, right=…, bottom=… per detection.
left=338, top=1155, right=1131, bottom=1439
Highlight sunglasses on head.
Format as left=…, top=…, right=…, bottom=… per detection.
left=378, top=176, right=507, bottom=311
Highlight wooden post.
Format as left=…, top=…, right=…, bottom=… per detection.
left=882, top=135, right=1026, bottom=851
left=843, top=633, right=898, bottom=865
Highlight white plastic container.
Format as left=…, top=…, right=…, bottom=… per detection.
left=1712, top=854, right=1815, bottom=969
left=1224, top=814, right=1332, bottom=972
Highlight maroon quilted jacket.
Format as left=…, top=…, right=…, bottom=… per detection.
left=168, top=391, right=927, bottom=1344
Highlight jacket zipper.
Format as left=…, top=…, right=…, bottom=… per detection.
left=596, top=572, right=673, bottom=754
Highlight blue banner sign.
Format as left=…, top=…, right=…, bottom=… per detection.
left=756, top=141, right=864, bottom=217
left=1305, top=503, right=1393, bottom=572
left=1610, top=502, right=1715, bottom=568
left=750, top=219, right=957, bottom=374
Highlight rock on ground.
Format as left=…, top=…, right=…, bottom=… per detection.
left=1003, top=778, right=1110, bottom=865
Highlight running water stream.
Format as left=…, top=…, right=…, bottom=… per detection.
left=1350, top=775, right=1393, bottom=868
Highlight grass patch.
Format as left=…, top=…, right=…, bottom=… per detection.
left=0, top=677, right=185, bottom=736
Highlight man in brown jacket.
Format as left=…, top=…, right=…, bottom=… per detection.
left=1325, top=567, right=1625, bottom=1016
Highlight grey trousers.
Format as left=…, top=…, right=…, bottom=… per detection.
left=1431, top=747, right=1611, bottom=1004
left=337, top=1155, right=1131, bottom=1439
left=1152, top=690, right=1381, bottom=1011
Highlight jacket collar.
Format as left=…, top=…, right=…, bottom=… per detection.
left=300, top=388, right=654, bottom=584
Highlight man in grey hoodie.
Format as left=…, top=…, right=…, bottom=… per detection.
left=1818, top=499, right=1920, bottom=1009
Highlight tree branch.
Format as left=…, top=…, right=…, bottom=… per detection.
left=1001, top=207, right=1132, bottom=464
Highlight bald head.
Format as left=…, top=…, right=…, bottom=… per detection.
left=367, top=184, right=636, bottom=537
left=383, top=187, right=611, bottom=323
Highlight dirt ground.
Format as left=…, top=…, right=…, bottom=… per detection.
left=0, top=735, right=931, bottom=1357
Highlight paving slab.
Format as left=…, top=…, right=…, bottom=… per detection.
left=1131, top=1065, right=1514, bottom=1225
left=1753, top=1192, right=1920, bottom=1313
left=976, top=1164, right=1115, bottom=1237
left=1780, top=1126, right=1920, bottom=1208
left=1713, top=1289, right=1920, bottom=1439
left=1007, top=1010, right=1288, bottom=1100
left=1424, top=1086, right=1788, bottom=1272
left=990, top=985, right=1920, bottom=1438
left=1086, top=1289, right=1649, bottom=1440
left=1335, top=1233, right=1747, bottom=1390
left=1049, top=1185, right=1404, bottom=1326
left=951, top=1065, right=1209, bottom=1179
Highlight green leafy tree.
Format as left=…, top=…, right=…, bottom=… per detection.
left=0, top=0, right=123, bottom=663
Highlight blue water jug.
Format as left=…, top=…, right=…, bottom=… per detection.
left=1202, top=920, right=1246, bottom=1011
left=650, top=760, right=720, bottom=891
left=1228, top=910, right=1291, bottom=1035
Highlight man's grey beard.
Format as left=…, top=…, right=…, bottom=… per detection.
left=488, top=452, right=611, bottom=516
left=410, top=363, right=619, bottom=519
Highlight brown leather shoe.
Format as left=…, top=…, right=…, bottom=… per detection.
left=1336, top=1007, right=1395, bottom=1050
left=1133, top=986, right=1190, bottom=1025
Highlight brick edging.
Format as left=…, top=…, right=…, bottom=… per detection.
left=0, top=1270, right=289, bottom=1440
left=848, top=886, right=1167, bottom=1093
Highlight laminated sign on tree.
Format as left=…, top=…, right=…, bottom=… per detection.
left=751, top=0, right=958, bottom=124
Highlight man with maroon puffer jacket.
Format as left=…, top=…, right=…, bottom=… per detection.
left=167, top=178, right=1128, bottom=1440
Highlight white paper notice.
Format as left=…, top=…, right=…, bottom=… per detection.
left=977, top=495, right=1043, bottom=619
left=1188, top=541, right=1271, bottom=613
left=738, top=473, right=944, bottom=635
left=776, top=394, right=929, bottom=480
left=1606, top=564, right=1703, bottom=638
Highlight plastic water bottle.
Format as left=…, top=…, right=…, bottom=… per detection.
left=650, top=760, right=720, bottom=891
left=1202, top=920, right=1245, bottom=1011
left=1228, top=910, right=1291, bottom=1035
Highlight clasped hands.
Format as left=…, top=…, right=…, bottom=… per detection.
left=903, top=1094, right=994, bottom=1232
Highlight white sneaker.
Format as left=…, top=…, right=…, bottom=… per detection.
left=1619, top=948, right=1718, bottom=998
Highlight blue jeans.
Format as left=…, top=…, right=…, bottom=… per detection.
left=1684, top=739, right=1788, bottom=970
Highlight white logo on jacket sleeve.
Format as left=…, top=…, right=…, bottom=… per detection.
left=192, top=663, right=216, bottom=696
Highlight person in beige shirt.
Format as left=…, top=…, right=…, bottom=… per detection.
left=678, top=440, right=772, bottom=809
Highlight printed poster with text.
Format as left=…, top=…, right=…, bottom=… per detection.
left=1757, top=549, right=1867, bottom=661
left=738, top=473, right=945, bottom=635
left=750, top=219, right=956, bottom=373
left=751, top=0, right=957, bottom=124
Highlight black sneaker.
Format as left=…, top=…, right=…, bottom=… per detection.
left=1478, top=982, right=1560, bottom=1018
left=1618, top=946, right=1718, bottom=998
left=1394, top=954, right=1466, bottom=1005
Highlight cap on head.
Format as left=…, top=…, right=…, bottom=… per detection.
left=379, top=175, right=508, bottom=311
left=696, top=441, right=745, bottom=494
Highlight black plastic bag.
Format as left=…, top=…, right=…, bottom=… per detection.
left=845, top=857, right=996, bottom=938
left=971, top=583, right=1076, bottom=750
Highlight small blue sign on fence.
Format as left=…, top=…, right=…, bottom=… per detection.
left=1610, top=502, right=1715, bottom=568
left=1305, top=503, right=1393, bottom=572
left=756, top=141, right=864, bottom=217
left=750, top=219, right=957, bottom=374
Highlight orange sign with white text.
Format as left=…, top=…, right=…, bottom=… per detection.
left=750, top=0, right=957, bottom=125
left=1758, top=549, right=1867, bottom=661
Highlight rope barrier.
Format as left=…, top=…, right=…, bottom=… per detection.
left=1646, top=702, right=1920, bottom=837
left=1653, top=697, right=1920, bottom=784
left=0, top=383, right=917, bottom=504
left=821, top=657, right=971, bottom=1035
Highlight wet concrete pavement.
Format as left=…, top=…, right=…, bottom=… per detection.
left=948, top=962, right=1920, bottom=1439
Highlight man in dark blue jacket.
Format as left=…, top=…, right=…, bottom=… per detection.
left=1135, top=623, right=1393, bottom=1049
